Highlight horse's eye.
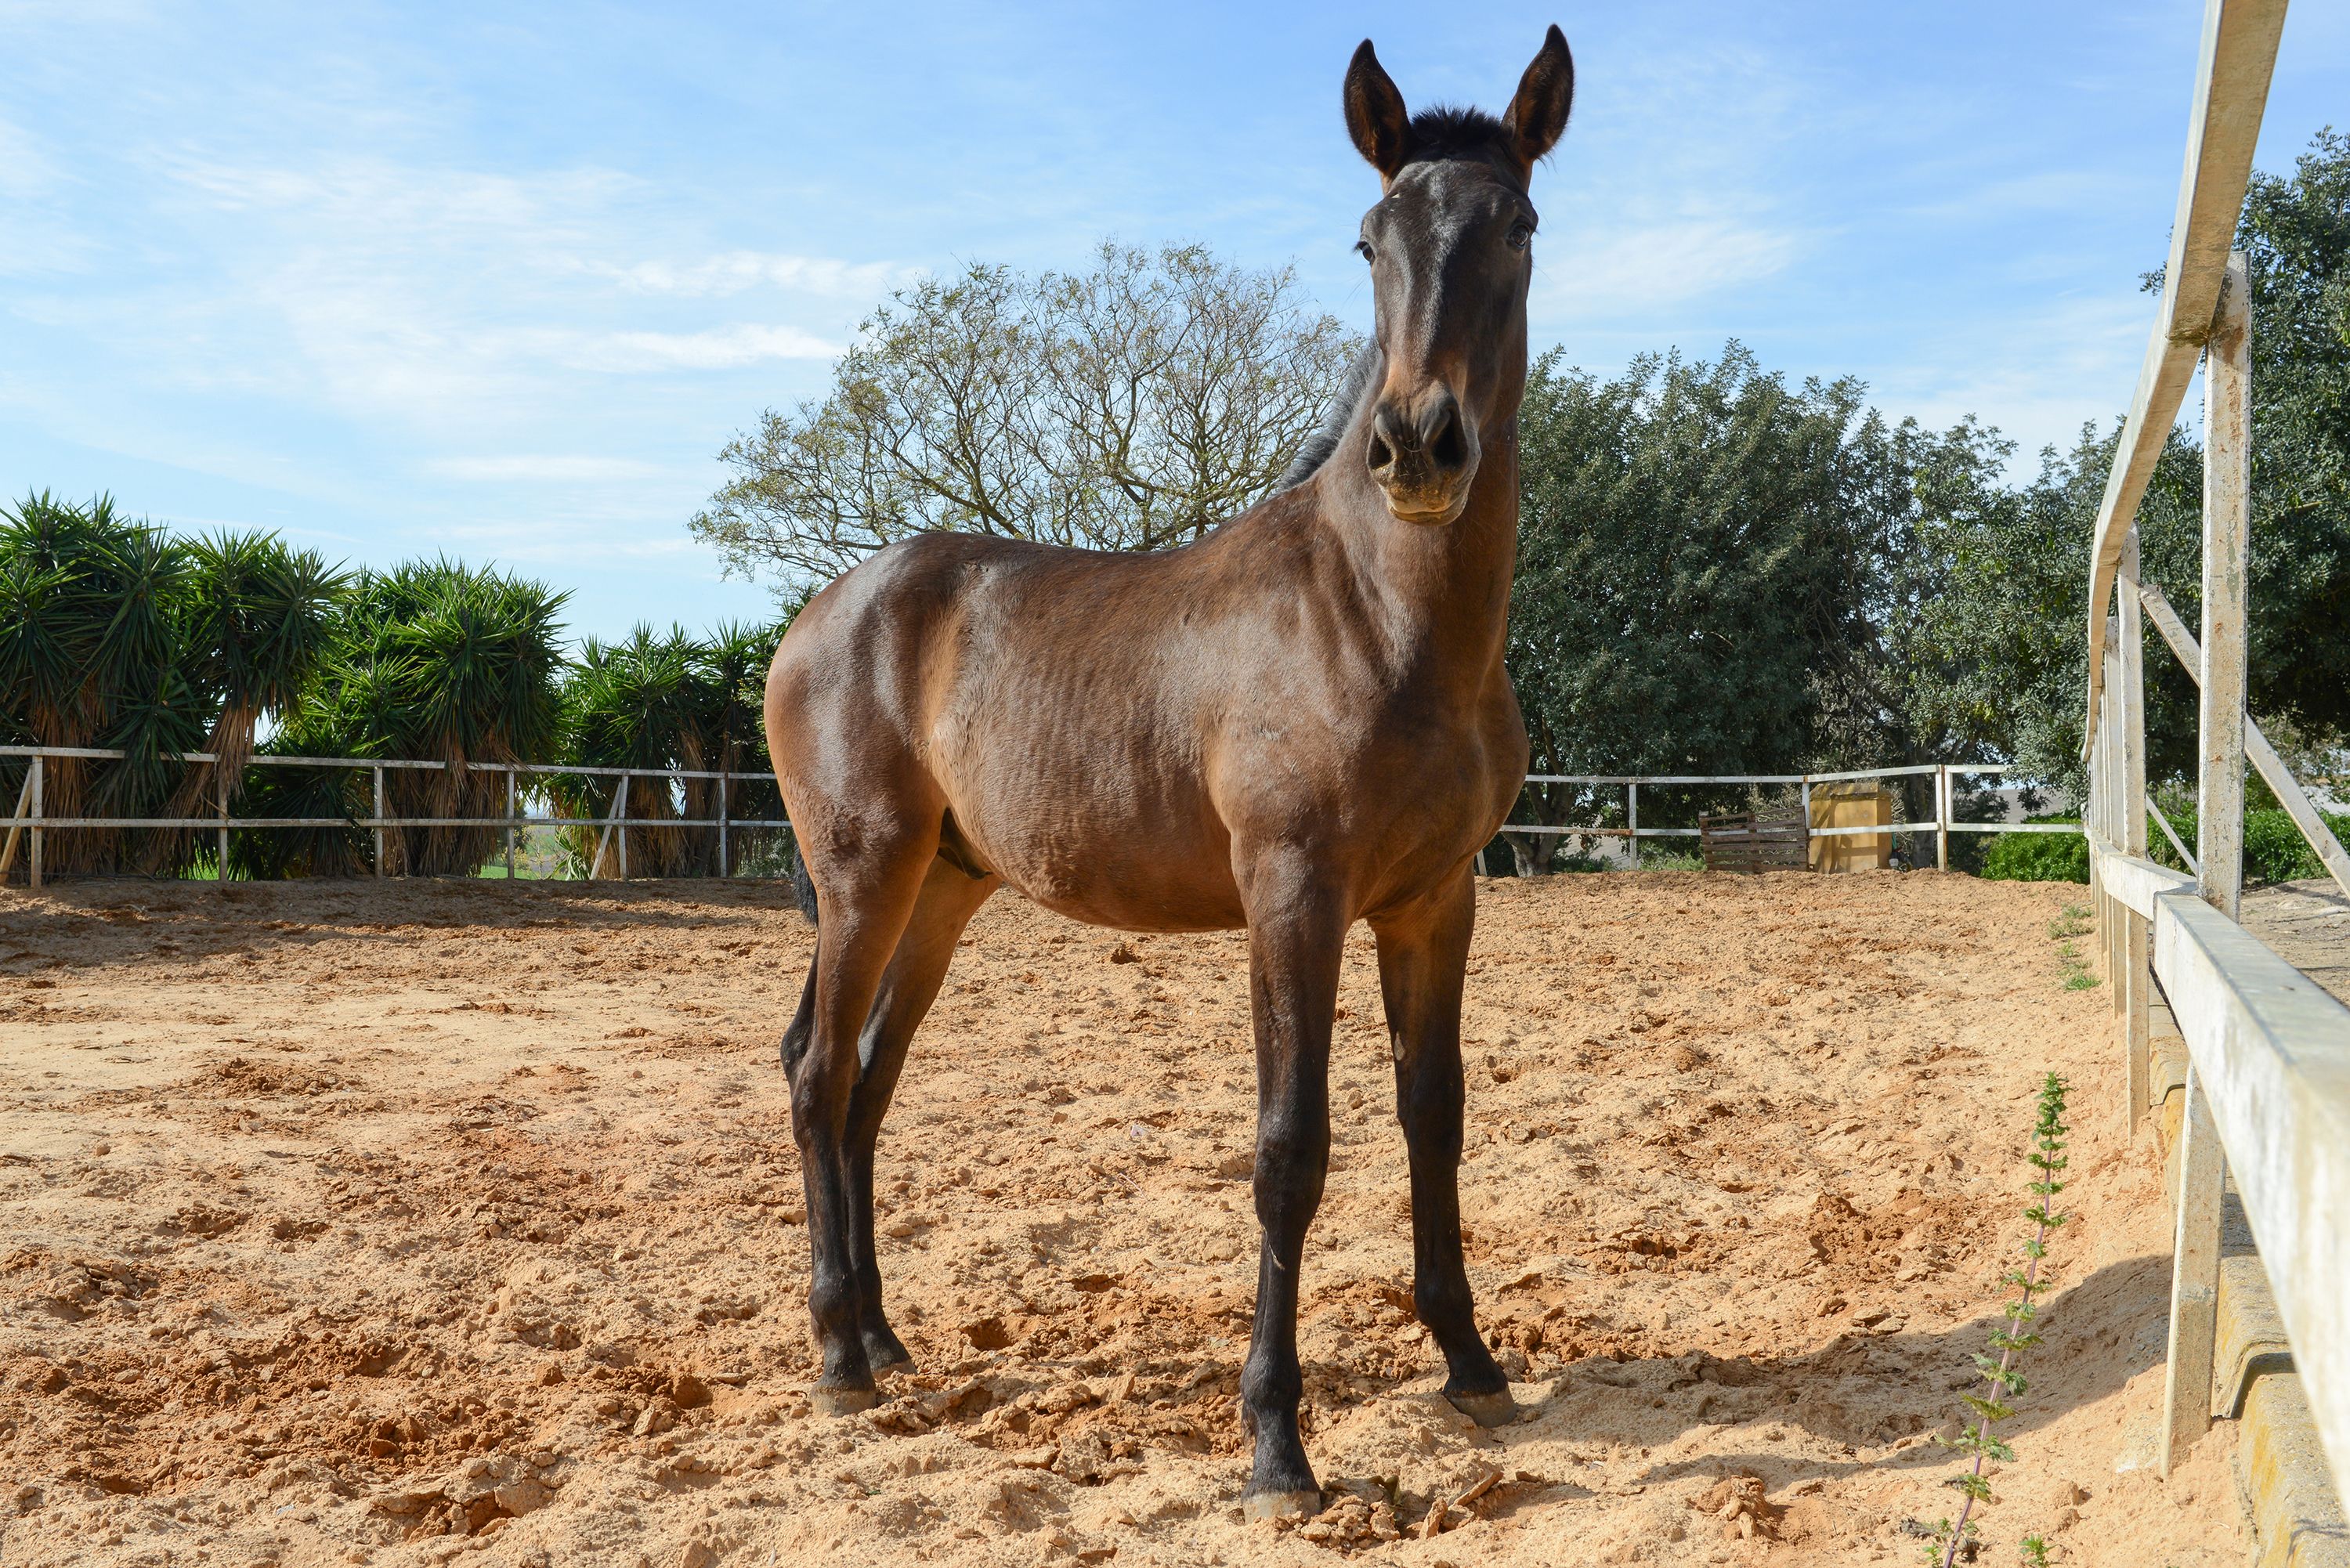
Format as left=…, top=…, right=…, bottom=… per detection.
left=1355, top=240, right=1376, bottom=264
left=1506, top=222, right=1535, bottom=251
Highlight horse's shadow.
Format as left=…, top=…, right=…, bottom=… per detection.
left=1366, top=1253, right=2171, bottom=1500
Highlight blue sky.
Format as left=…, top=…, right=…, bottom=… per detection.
left=2, top=2, right=2341, bottom=644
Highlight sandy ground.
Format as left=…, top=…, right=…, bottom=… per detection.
left=2242, top=876, right=2350, bottom=1006
left=0, top=871, right=2246, bottom=1568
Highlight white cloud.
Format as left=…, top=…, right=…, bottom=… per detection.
left=589, top=251, right=914, bottom=299
left=562, top=323, right=841, bottom=371
left=0, top=116, right=62, bottom=198
left=88, top=153, right=873, bottom=432
left=1867, top=289, right=2153, bottom=464
left=1535, top=213, right=1803, bottom=320
left=423, top=454, right=668, bottom=482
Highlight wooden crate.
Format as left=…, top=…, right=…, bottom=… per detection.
left=1809, top=782, right=1893, bottom=873
left=1698, top=811, right=1809, bottom=874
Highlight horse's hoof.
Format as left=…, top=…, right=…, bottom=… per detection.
left=1242, top=1489, right=1324, bottom=1522
left=808, top=1385, right=882, bottom=1417
left=870, top=1349, right=914, bottom=1379
left=1447, top=1388, right=1517, bottom=1428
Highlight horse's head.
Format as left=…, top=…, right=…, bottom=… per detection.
left=1344, top=27, right=1572, bottom=526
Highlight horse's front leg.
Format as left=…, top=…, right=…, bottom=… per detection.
left=1236, top=864, right=1347, bottom=1519
left=1371, top=865, right=1513, bottom=1424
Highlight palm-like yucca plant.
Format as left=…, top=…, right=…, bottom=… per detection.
left=551, top=620, right=788, bottom=877
left=693, top=619, right=787, bottom=874
left=556, top=625, right=701, bottom=876
left=154, top=532, right=345, bottom=869
left=234, top=647, right=414, bottom=878
left=239, top=558, right=566, bottom=877
left=384, top=562, right=568, bottom=873
left=0, top=493, right=207, bottom=876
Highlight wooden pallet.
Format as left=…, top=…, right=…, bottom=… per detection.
left=1697, top=811, right=1808, bottom=873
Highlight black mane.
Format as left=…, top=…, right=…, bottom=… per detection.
left=1402, top=104, right=1515, bottom=165
left=1272, top=342, right=1379, bottom=494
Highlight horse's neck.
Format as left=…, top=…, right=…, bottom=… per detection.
left=1325, top=428, right=1520, bottom=692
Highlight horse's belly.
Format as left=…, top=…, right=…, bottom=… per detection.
left=977, top=820, right=1246, bottom=932
left=941, top=767, right=1246, bottom=933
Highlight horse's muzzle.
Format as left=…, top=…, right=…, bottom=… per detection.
left=1366, top=392, right=1478, bottom=525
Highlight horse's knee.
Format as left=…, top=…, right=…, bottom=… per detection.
left=1250, top=1122, right=1330, bottom=1232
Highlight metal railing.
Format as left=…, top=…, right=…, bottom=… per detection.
left=1499, top=761, right=2077, bottom=869
left=2077, top=0, right=2350, bottom=1523
left=0, top=746, right=792, bottom=887
left=2, top=742, right=2093, bottom=890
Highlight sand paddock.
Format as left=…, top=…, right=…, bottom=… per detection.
left=0, top=872, right=2243, bottom=1566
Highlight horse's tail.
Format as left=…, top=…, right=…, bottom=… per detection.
left=790, top=850, right=819, bottom=926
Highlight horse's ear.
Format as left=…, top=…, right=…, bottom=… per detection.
left=1344, top=40, right=1412, bottom=179
left=1505, top=24, right=1574, bottom=167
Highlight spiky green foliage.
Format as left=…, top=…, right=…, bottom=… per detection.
left=239, top=559, right=566, bottom=877
left=155, top=531, right=345, bottom=869
left=551, top=620, right=785, bottom=877
left=1927, top=1074, right=2070, bottom=1568
left=1, top=494, right=205, bottom=875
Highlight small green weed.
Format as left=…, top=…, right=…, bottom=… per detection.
left=2051, top=908, right=2099, bottom=990
left=2019, top=1537, right=2053, bottom=1568
left=2045, top=905, right=2092, bottom=940
left=1921, top=1075, right=2070, bottom=1568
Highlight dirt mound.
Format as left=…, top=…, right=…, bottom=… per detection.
left=0, top=873, right=2243, bottom=1565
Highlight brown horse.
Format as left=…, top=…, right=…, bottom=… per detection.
left=764, top=27, right=1574, bottom=1516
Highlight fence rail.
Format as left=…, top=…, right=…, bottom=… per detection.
left=1507, top=761, right=2069, bottom=868
left=0, top=744, right=794, bottom=888
left=4, top=744, right=2077, bottom=890
left=2077, top=0, right=2350, bottom=1526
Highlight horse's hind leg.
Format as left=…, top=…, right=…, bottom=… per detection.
left=841, top=858, right=997, bottom=1375
left=789, top=824, right=937, bottom=1415
left=1371, top=866, right=1513, bottom=1425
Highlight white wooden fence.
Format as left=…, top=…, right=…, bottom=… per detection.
left=0, top=746, right=791, bottom=887
left=2077, top=0, right=2350, bottom=1523
left=1502, top=761, right=2074, bottom=869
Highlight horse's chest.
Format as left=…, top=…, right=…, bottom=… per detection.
left=1224, top=690, right=1520, bottom=846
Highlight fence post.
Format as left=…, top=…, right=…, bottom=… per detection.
left=372, top=765, right=385, bottom=878
left=2162, top=1064, right=2225, bottom=1472
left=718, top=769, right=729, bottom=880
left=2120, top=531, right=2153, bottom=1133
left=618, top=772, right=630, bottom=883
left=2198, top=251, right=2250, bottom=921
left=1799, top=776, right=1813, bottom=872
left=1936, top=764, right=1950, bottom=871
left=216, top=761, right=230, bottom=886
left=504, top=769, right=517, bottom=880
left=2105, top=634, right=2131, bottom=1015
left=1627, top=782, right=1640, bottom=869
left=0, top=768, right=31, bottom=883
left=29, top=755, right=42, bottom=891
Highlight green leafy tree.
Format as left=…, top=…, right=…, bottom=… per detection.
left=691, top=240, right=1360, bottom=591
left=1506, top=344, right=1953, bottom=865
left=1900, top=128, right=2350, bottom=803
left=2233, top=127, right=2350, bottom=735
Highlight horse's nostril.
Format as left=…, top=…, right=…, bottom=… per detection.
left=1366, top=430, right=1394, bottom=473
left=1427, top=404, right=1468, bottom=472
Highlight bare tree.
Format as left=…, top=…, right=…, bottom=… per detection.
left=689, top=241, right=1361, bottom=588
